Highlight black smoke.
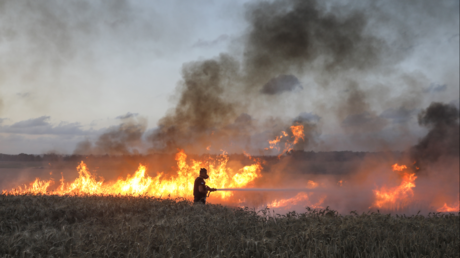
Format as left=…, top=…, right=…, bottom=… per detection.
left=146, top=0, right=391, bottom=152
left=148, top=54, right=239, bottom=152
left=243, top=0, right=386, bottom=85
left=70, top=0, right=457, bottom=155
left=260, top=75, right=303, bottom=95
left=411, top=102, right=459, bottom=164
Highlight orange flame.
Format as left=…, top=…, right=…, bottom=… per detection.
left=391, top=164, right=407, bottom=172
left=26, top=178, right=53, bottom=195
left=290, top=125, right=305, bottom=144
left=3, top=150, right=262, bottom=202
left=268, top=192, right=325, bottom=209
left=266, top=135, right=283, bottom=151
left=268, top=180, right=320, bottom=209
left=269, top=192, right=310, bottom=208
left=306, top=180, right=318, bottom=189
left=266, top=125, right=305, bottom=158
left=372, top=163, right=417, bottom=209
left=437, top=203, right=459, bottom=212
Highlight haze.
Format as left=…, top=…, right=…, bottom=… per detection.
left=0, top=0, right=458, bottom=154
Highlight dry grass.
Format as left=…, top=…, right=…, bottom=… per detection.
left=0, top=195, right=458, bottom=257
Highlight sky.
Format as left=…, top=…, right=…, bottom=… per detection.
left=0, top=0, right=458, bottom=154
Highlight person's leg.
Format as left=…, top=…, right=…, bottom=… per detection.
left=194, top=196, right=205, bottom=204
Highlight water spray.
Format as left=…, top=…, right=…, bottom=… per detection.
left=207, top=187, right=326, bottom=197
left=215, top=188, right=320, bottom=192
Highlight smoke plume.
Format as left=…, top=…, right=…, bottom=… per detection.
left=69, top=0, right=457, bottom=155
left=74, top=115, right=146, bottom=155
left=148, top=54, right=240, bottom=152
left=146, top=0, right=395, bottom=153
left=411, top=102, right=459, bottom=164
left=243, top=0, right=386, bottom=81
left=260, top=75, right=303, bottom=95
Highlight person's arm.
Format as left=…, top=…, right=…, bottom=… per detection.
left=198, top=185, right=207, bottom=193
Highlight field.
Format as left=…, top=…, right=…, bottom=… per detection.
left=0, top=195, right=458, bottom=257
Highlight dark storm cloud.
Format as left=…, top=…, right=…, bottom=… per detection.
left=411, top=102, right=459, bottom=163
left=0, top=116, right=97, bottom=136
left=260, top=75, right=303, bottom=95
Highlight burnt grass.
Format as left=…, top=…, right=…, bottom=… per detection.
left=0, top=195, right=458, bottom=258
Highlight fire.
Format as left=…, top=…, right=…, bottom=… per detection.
left=268, top=180, right=320, bottom=208
left=268, top=192, right=325, bottom=209
left=25, top=178, right=53, bottom=195
left=372, top=163, right=417, bottom=209
left=267, top=136, right=283, bottom=151
left=65, top=161, right=105, bottom=195
left=306, top=180, right=318, bottom=188
left=392, top=164, right=407, bottom=172
left=437, top=203, right=460, bottom=213
left=112, top=164, right=153, bottom=195
left=290, top=125, right=305, bottom=144
left=266, top=124, right=305, bottom=157
left=269, top=192, right=310, bottom=208
left=3, top=150, right=262, bottom=201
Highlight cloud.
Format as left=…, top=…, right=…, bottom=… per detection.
left=10, top=116, right=51, bottom=128
left=0, top=116, right=98, bottom=136
left=16, top=92, right=31, bottom=99
left=116, top=112, right=139, bottom=120
left=424, top=84, right=447, bottom=93
left=192, top=34, right=230, bottom=48
left=0, top=133, right=83, bottom=154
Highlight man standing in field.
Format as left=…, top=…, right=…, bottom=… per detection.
left=193, top=168, right=215, bottom=204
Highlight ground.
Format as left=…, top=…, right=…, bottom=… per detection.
left=0, top=195, right=458, bottom=257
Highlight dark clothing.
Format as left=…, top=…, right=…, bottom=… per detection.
left=194, top=196, right=206, bottom=204
left=193, top=177, right=206, bottom=200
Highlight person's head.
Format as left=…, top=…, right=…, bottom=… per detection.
left=199, top=168, right=209, bottom=179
